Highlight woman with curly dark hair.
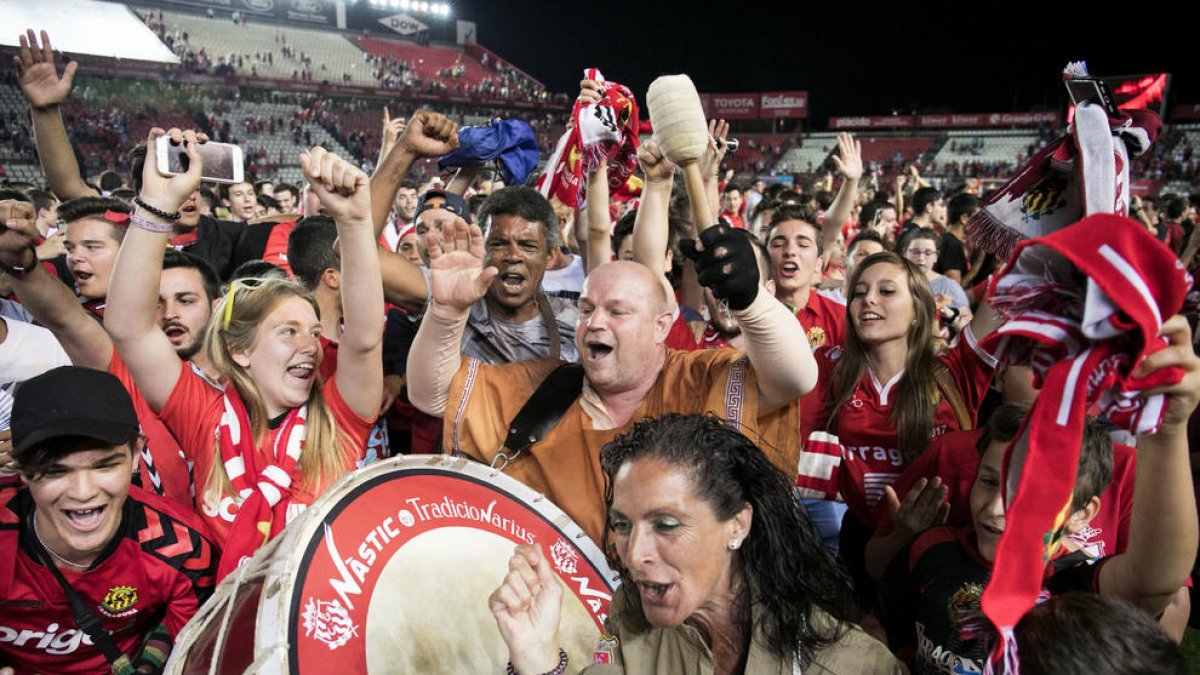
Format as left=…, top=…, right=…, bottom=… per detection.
left=489, top=414, right=902, bottom=674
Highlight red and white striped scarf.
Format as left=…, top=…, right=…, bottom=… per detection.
left=536, top=68, right=640, bottom=208
left=216, top=385, right=307, bottom=579
left=967, top=104, right=1160, bottom=261
left=979, top=213, right=1188, bottom=673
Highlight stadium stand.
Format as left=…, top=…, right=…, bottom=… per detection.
left=778, top=132, right=839, bottom=174
left=133, top=6, right=378, bottom=86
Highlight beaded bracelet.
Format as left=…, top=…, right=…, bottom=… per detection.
left=130, top=212, right=176, bottom=234
left=133, top=196, right=181, bottom=222
left=506, top=649, right=568, bottom=675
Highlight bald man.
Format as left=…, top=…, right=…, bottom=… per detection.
left=408, top=221, right=815, bottom=545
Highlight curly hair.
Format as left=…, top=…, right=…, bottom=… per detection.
left=600, top=414, right=855, bottom=667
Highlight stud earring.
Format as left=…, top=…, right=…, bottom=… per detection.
left=728, top=538, right=741, bottom=550
left=911, top=318, right=918, bottom=326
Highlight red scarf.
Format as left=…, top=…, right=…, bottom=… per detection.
left=216, top=385, right=308, bottom=579
left=968, top=104, right=1160, bottom=260
left=979, top=214, right=1187, bottom=673
left=536, top=68, right=640, bottom=208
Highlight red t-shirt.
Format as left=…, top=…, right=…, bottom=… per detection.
left=109, top=348, right=196, bottom=508
left=157, top=364, right=373, bottom=546
left=700, top=323, right=732, bottom=350
left=665, top=309, right=698, bottom=351
left=789, top=290, right=846, bottom=351
left=260, top=218, right=299, bottom=276
left=0, top=483, right=217, bottom=673
left=800, top=327, right=997, bottom=525
left=873, top=432, right=1136, bottom=558
left=720, top=211, right=746, bottom=230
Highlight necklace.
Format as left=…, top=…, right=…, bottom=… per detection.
left=31, top=512, right=91, bottom=570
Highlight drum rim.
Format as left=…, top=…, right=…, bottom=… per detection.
left=273, top=454, right=618, bottom=674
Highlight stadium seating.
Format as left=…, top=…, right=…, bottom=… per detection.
left=134, top=7, right=378, bottom=86
left=778, top=132, right=838, bottom=174
left=352, top=37, right=486, bottom=88
left=927, top=129, right=1042, bottom=172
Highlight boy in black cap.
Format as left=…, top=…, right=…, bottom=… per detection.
left=0, top=367, right=217, bottom=675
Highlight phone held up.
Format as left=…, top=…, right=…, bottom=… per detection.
left=155, top=136, right=244, bottom=184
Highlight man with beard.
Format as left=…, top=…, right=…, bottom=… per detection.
left=15, top=30, right=242, bottom=280
left=273, top=182, right=299, bottom=215
left=0, top=195, right=220, bottom=507
left=380, top=179, right=419, bottom=252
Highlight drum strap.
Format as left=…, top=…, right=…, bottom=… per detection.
left=492, top=362, right=585, bottom=471
left=31, top=529, right=129, bottom=668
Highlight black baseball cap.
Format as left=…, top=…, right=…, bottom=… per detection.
left=414, top=189, right=471, bottom=224
left=11, top=367, right=139, bottom=460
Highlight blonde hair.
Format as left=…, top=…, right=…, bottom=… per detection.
left=202, top=276, right=350, bottom=502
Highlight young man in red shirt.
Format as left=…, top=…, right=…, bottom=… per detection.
left=0, top=367, right=217, bottom=674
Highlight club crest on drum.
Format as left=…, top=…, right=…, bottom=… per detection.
left=301, top=597, right=359, bottom=650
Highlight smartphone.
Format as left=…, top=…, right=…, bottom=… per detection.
left=155, top=136, right=244, bottom=184
left=1065, top=78, right=1119, bottom=118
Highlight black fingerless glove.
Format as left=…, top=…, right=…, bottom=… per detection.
left=679, top=223, right=759, bottom=311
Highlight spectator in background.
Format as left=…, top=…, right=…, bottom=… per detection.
left=273, top=182, right=299, bottom=214
left=220, top=180, right=257, bottom=222
left=720, top=183, right=745, bottom=229
left=898, top=227, right=972, bottom=336
left=901, top=187, right=945, bottom=239
left=934, top=192, right=980, bottom=285
left=1159, top=194, right=1189, bottom=255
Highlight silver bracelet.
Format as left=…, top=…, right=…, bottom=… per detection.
left=130, top=212, right=176, bottom=234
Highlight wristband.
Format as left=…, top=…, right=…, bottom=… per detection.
left=133, top=196, right=181, bottom=222
left=506, top=649, right=568, bottom=675
left=130, top=212, right=176, bottom=234
left=0, top=244, right=38, bottom=278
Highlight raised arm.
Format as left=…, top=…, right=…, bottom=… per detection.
left=632, top=138, right=676, bottom=272
left=14, top=30, right=97, bottom=200
left=406, top=218, right=497, bottom=416
left=0, top=199, right=111, bottom=368
left=369, top=108, right=459, bottom=238
left=700, top=119, right=729, bottom=220
left=303, top=148, right=385, bottom=421
left=371, top=110, right=459, bottom=311
left=446, top=164, right=483, bottom=197
left=584, top=164, right=612, bottom=274
left=1097, top=315, right=1200, bottom=615
left=824, top=132, right=862, bottom=251
left=573, top=79, right=613, bottom=274
left=104, top=128, right=200, bottom=410
left=967, top=288, right=1004, bottom=342
left=684, top=225, right=816, bottom=411
left=373, top=107, right=405, bottom=175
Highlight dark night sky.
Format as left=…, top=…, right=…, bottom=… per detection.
left=456, top=0, right=1197, bottom=126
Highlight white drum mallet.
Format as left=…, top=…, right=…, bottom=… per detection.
left=646, top=74, right=715, bottom=230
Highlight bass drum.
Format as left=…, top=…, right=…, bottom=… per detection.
left=165, top=454, right=619, bottom=674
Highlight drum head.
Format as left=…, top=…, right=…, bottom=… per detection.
left=271, top=455, right=616, bottom=674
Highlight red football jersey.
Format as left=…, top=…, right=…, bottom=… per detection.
left=109, top=348, right=197, bottom=509
left=0, top=483, right=217, bottom=673
left=799, top=328, right=997, bottom=525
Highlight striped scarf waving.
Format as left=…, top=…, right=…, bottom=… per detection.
left=216, top=385, right=307, bottom=579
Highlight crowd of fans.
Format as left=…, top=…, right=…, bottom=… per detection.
left=2, top=26, right=1200, bottom=675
